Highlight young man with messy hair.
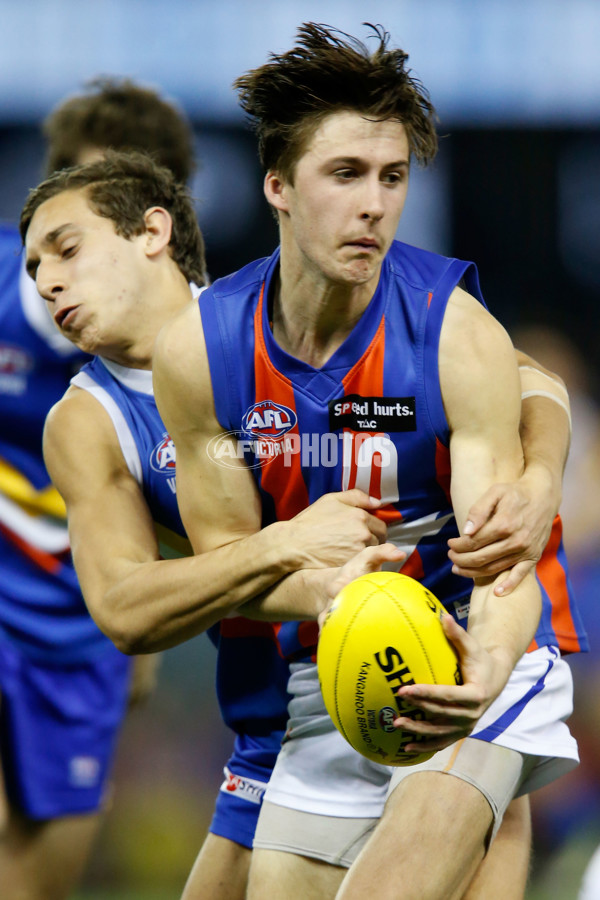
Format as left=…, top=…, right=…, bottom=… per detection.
left=154, top=23, right=585, bottom=900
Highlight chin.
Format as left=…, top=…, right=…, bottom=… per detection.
left=343, top=262, right=379, bottom=285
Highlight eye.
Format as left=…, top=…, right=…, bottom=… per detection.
left=61, top=243, right=77, bottom=258
left=381, top=170, right=407, bottom=185
left=333, top=168, right=357, bottom=181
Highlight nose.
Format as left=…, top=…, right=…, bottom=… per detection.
left=36, top=260, right=65, bottom=303
left=359, top=176, right=385, bottom=222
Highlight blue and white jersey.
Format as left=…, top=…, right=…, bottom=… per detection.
left=74, top=355, right=292, bottom=736
left=0, top=222, right=119, bottom=663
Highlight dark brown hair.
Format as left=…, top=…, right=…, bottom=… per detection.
left=20, top=150, right=206, bottom=286
left=234, top=22, right=438, bottom=182
left=43, top=77, right=196, bottom=183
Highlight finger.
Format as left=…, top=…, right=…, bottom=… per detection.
left=448, top=540, right=514, bottom=567
left=450, top=553, right=530, bottom=579
left=357, top=542, right=406, bottom=571
left=448, top=523, right=515, bottom=553
left=343, top=544, right=406, bottom=580
left=336, top=489, right=382, bottom=510
left=493, top=560, right=536, bottom=596
left=460, top=485, right=504, bottom=536
left=396, top=687, right=482, bottom=715
left=394, top=716, right=474, bottom=736
left=365, top=513, right=388, bottom=543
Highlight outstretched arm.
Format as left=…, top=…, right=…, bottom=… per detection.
left=447, top=348, right=571, bottom=594
left=395, top=289, right=541, bottom=753
left=45, top=377, right=387, bottom=655
left=152, top=301, right=388, bottom=629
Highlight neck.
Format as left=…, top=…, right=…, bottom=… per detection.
left=272, top=256, right=379, bottom=368
left=95, top=269, right=195, bottom=370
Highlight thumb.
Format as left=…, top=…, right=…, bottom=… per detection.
left=440, top=613, right=471, bottom=660
left=493, top=560, right=535, bottom=596
left=338, top=489, right=382, bottom=510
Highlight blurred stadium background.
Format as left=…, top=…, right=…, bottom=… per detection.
left=1, top=1, right=599, bottom=896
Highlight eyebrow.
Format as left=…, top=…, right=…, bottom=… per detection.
left=329, top=156, right=410, bottom=169
left=25, top=223, right=72, bottom=279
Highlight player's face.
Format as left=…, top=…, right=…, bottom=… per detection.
left=25, top=188, right=149, bottom=356
left=273, top=111, right=410, bottom=289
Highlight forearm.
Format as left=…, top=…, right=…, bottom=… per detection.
left=93, top=523, right=316, bottom=654
left=518, top=360, right=571, bottom=515
left=467, top=572, right=542, bottom=683
left=240, top=567, right=332, bottom=622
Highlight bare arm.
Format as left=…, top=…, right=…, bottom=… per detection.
left=44, top=378, right=385, bottom=656
left=395, top=289, right=541, bottom=752
left=152, top=302, right=387, bottom=625
left=447, top=348, right=571, bottom=593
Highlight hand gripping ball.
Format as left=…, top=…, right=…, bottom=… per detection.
left=317, top=571, right=461, bottom=766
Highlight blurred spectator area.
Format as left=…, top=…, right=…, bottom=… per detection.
left=3, top=123, right=598, bottom=398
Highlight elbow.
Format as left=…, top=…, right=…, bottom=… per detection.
left=108, top=619, right=156, bottom=656
left=92, top=602, right=153, bottom=656
left=110, top=631, right=144, bottom=656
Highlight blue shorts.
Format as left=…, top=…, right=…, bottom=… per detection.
left=0, top=640, right=131, bottom=819
left=209, top=731, right=284, bottom=848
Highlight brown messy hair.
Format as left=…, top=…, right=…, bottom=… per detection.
left=234, top=22, right=438, bottom=182
left=20, top=150, right=206, bottom=286
left=43, top=77, right=196, bottom=183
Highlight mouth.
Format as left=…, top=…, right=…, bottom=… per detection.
left=345, top=237, right=380, bottom=252
left=55, top=305, right=80, bottom=328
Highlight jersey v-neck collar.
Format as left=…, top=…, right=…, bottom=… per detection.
left=260, top=252, right=388, bottom=402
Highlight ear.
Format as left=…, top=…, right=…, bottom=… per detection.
left=263, top=171, right=290, bottom=214
left=142, top=207, right=173, bottom=259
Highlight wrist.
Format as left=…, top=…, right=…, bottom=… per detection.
left=519, top=461, right=562, bottom=514
left=247, top=521, right=304, bottom=576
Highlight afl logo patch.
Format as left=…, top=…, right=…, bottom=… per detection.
left=378, top=707, right=397, bottom=733
left=150, top=433, right=177, bottom=474
left=242, top=400, right=297, bottom=440
left=0, top=344, right=32, bottom=375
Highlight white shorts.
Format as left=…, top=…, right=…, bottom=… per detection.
left=262, top=646, right=578, bottom=819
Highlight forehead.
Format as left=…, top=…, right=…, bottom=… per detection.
left=25, top=188, right=105, bottom=252
left=302, top=110, right=409, bottom=162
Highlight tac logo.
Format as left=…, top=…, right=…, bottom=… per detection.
left=242, top=400, right=297, bottom=440
left=150, top=433, right=177, bottom=474
left=378, top=707, right=397, bottom=734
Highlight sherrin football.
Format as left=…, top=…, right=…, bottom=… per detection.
left=317, top=571, right=462, bottom=766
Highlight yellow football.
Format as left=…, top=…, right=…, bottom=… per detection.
left=317, top=571, right=461, bottom=766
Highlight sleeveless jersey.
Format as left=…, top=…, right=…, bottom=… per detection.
left=199, top=240, right=588, bottom=664
left=73, top=356, right=292, bottom=734
left=0, top=222, right=118, bottom=663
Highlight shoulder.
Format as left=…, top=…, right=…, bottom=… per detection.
left=153, top=300, right=220, bottom=435
left=207, top=253, right=275, bottom=300
left=440, top=287, right=520, bottom=432
left=44, top=386, right=130, bottom=498
left=154, top=300, right=203, bottom=385
left=386, top=240, right=480, bottom=301
left=45, top=384, right=124, bottom=449
left=441, top=286, right=512, bottom=355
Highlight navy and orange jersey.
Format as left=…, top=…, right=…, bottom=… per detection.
left=73, top=356, right=292, bottom=735
left=199, top=239, right=588, bottom=664
left=0, top=222, right=117, bottom=664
